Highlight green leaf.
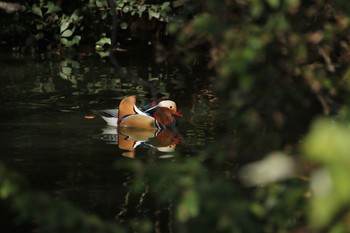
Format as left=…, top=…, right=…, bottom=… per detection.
left=60, top=60, right=68, bottom=67
left=161, top=2, right=171, bottom=11
left=120, top=22, right=128, bottom=30
left=32, top=5, right=42, bottom=17
left=176, top=189, right=200, bottom=222
left=61, top=29, right=73, bottom=38
left=72, top=35, right=81, bottom=45
left=96, top=37, right=111, bottom=51
left=61, top=67, right=72, bottom=75
left=70, top=11, right=80, bottom=22
left=95, top=37, right=111, bottom=51
left=149, top=9, right=160, bottom=19
left=250, top=2, right=264, bottom=18
left=162, top=2, right=171, bottom=8
left=36, top=23, right=44, bottom=30
left=303, top=118, right=350, bottom=228
left=138, top=5, right=146, bottom=17
left=35, top=33, right=44, bottom=40
left=96, top=0, right=104, bottom=8
left=97, top=37, right=111, bottom=45
left=46, top=2, right=61, bottom=14
left=138, top=5, right=146, bottom=13
left=150, top=5, right=158, bottom=11
left=61, top=38, right=68, bottom=45
left=60, top=22, right=69, bottom=33
left=122, top=5, right=130, bottom=13
left=267, top=0, right=280, bottom=9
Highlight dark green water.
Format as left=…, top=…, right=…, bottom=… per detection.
left=0, top=49, right=305, bottom=232
left=0, top=49, right=220, bottom=229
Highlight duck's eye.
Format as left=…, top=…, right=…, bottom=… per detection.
left=169, top=106, right=173, bottom=108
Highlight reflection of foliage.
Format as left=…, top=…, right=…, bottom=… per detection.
left=59, top=58, right=81, bottom=87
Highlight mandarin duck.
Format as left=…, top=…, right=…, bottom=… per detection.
left=94, top=95, right=182, bottom=129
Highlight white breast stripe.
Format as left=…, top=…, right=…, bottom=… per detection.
left=144, top=105, right=158, bottom=112
left=133, top=105, right=148, bottom=116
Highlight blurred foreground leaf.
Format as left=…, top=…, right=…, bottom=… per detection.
left=303, top=118, right=350, bottom=229
left=0, top=163, right=126, bottom=233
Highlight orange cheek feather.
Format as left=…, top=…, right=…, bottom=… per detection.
left=154, top=109, right=173, bottom=126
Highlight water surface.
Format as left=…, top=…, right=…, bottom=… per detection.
left=0, top=49, right=303, bottom=231
left=0, top=49, right=220, bottom=224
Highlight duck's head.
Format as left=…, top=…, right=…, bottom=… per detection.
left=157, top=100, right=183, bottom=117
left=153, top=104, right=182, bottom=128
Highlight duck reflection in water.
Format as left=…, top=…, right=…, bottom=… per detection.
left=93, top=96, right=182, bottom=158
left=100, top=126, right=180, bottom=158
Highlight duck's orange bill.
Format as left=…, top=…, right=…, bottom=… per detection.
left=84, top=115, right=95, bottom=119
left=173, top=111, right=183, bottom=117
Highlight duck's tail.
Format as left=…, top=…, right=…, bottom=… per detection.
left=92, top=109, right=119, bottom=127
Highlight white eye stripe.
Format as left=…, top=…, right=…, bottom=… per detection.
left=158, top=100, right=177, bottom=110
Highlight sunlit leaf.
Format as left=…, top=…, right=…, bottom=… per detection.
left=61, top=67, right=72, bottom=75
left=60, top=21, right=69, bottom=33
left=303, top=118, right=350, bottom=228
left=122, top=5, right=130, bottom=13
left=70, top=11, right=80, bottom=22
left=120, top=22, right=128, bottom=29
left=267, top=0, right=280, bottom=9
left=61, top=38, right=68, bottom=45
left=96, top=0, right=106, bottom=8
left=0, top=180, right=17, bottom=199
left=95, top=37, right=111, bottom=50
left=36, top=23, right=44, bottom=30
left=32, top=5, right=42, bottom=17
left=161, top=2, right=171, bottom=12
left=72, top=35, right=81, bottom=45
left=250, top=2, right=264, bottom=18
left=46, top=2, right=61, bottom=14
left=149, top=9, right=160, bottom=19
left=138, top=5, right=146, bottom=13
left=61, top=29, right=73, bottom=38
left=35, top=33, right=44, bottom=40
left=177, top=189, right=200, bottom=222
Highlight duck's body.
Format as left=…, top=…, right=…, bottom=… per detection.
left=94, top=95, right=182, bottom=129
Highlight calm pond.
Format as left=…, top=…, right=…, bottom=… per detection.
left=0, top=48, right=304, bottom=232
